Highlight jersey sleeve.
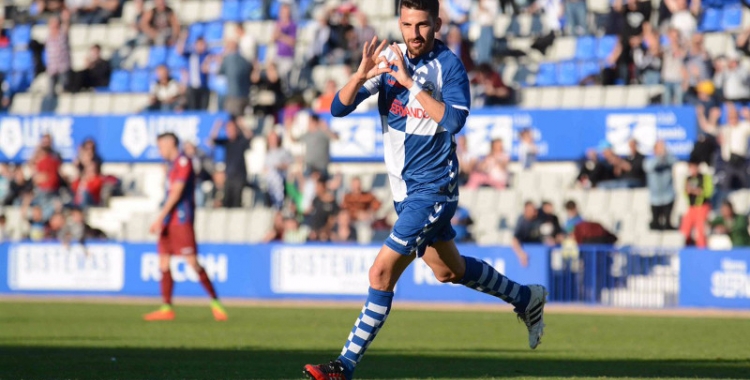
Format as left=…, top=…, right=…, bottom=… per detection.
left=331, top=75, right=381, bottom=117
left=172, top=156, right=192, bottom=183
left=438, top=58, right=471, bottom=135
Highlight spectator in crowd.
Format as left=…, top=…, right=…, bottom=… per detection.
left=264, top=130, right=292, bottom=210
left=67, top=0, right=120, bottom=24
left=207, top=165, right=226, bottom=208
left=147, top=65, right=182, bottom=112
left=474, top=0, right=498, bottom=64
left=64, top=207, right=106, bottom=244
left=314, top=79, right=338, bottom=114
left=518, top=128, right=537, bottom=170
left=441, top=0, right=471, bottom=30
left=565, top=0, right=588, bottom=36
left=71, top=161, right=103, bottom=208
left=69, top=44, right=111, bottom=92
left=718, top=104, right=750, bottom=192
left=0, top=164, right=11, bottom=203
left=473, top=63, right=513, bottom=107
left=563, top=200, right=584, bottom=235
left=263, top=211, right=286, bottom=242
left=711, top=200, right=750, bottom=247
left=282, top=214, right=309, bottom=244
left=140, top=0, right=180, bottom=46
left=576, top=148, right=613, bottom=188
left=633, top=31, right=661, bottom=85
left=295, top=114, right=338, bottom=175
left=661, top=28, right=686, bottom=105
left=684, top=33, right=711, bottom=103
left=341, top=177, right=381, bottom=223
left=680, top=160, right=713, bottom=248
left=3, top=166, right=32, bottom=206
left=644, top=140, right=677, bottom=230
left=538, top=201, right=563, bottom=244
left=695, top=81, right=721, bottom=133
left=251, top=62, right=284, bottom=128
left=234, top=23, right=256, bottom=63
left=451, top=205, right=474, bottom=243
left=445, top=25, right=474, bottom=73
left=299, top=7, right=332, bottom=89
left=27, top=204, right=46, bottom=241
left=511, top=201, right=539, bottom=267
left=598, top=141, right=645, bottom=188
left=73, top=138, right=102, bottom=174
left=466, top=138, right=510, bottom=190
left=183, top=140, right=214, bottom=208
left=177, top=35, right=211, bottom=111
left=330, top=210, right=357, bottom=243
left=304, top=176, right=339, bottom=242
left=613, top=0, right=652, bottom=38
left=33, top=144, right=62, bottom=197
left=209, top=117, right=252, bottom=208
left=45, top=11, right=71, bottom=97
left=0, top=214, right=8, bottom=242
left=34, top=0, right=65, bottom=18
left=664, top=0, right=698, bottom=42
left=354, top=11, right=376, bottom=56
left=44, top=210, right=66, bottom=240
left=456, top=135, right=477, bottom=186
left=273, top=2, right=297, bottom=90
left=37, top=133, right=62, bottom=162
left=715, top=53, right=750, bottom=105
left=218, top=40, right=251, bottom=117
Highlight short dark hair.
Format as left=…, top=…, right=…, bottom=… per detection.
left=722, top=200, right=735, bottom=214
left=565, top=200, right=578, bottom=211
left=157, top=132, right=179, bottom=147
left=400, top=0, right=440, bottom=19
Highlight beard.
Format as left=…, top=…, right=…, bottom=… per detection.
left=403, top=34, right=433, bottom=58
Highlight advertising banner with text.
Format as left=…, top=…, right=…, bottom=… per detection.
left=679, top=248, right=750, bottom=309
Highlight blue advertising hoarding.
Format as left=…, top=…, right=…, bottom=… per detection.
left=0, top=242, right=548, bottom=303
left=0, top=106, right=696, bottom=163
left=679, top=248, right=750, bottom=309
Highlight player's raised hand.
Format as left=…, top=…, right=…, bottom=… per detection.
left=357, top=36, right=390, bottom=80
left=387, top=43, right=414, bottom=89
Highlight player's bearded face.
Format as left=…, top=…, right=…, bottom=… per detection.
left=399, top=8, right=441, bottom=58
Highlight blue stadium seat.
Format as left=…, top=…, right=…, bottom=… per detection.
left=578, top=60, right=600, bottom=78
left=721, top=5, right=743, bottom=30
left=130, top=70, right=151, bottom=93
left=256, top=44, right=267, bottom=63
left=269, top=0, right=281, bottom=19
left=10, top=25, right=31, bottom=49
left=556, top=61, right=578, bottom=86
left=187, top=23, right=204, bottom=48
left=166, top=48, right=187, bottom=71
left=10, top=71, right=31, bottom=92
left=241, top=0, right=264, bottom=21
left=147, top=46, right=168, bottom=68
left=208, top=74, right=227, bottom=96
left=204, top=21, right=224, bottom=48
left=596, top=35, right=618, bottom=60
left=11, top=50, right=32, bottom=72
left=109, top=70, right=130, bottom=92
left=575, top=36, right=596, bottom=60
left=0, top=49, right=12, bottom=72
left=535, top=63, right=556, bottom=86
left=222, top=0, right=242, bottom=22
left=700, top=7, right=721, bottom=31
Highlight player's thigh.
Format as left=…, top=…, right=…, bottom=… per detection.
left=369, top=244, right=415, bottom=291
left=386, top=199, right=457, bottom=258
left=422, top=239, right=466, bottom=283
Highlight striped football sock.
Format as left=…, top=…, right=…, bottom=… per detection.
left=338, top=287, right=393, bottom=373
left=460, top=256, right=531, bottom=311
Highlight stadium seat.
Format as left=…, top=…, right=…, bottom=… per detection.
left=31, top=24, right=49, bottom=44
left=0, top=49, right=12, bottom=72
left=625, top=85, right=650, bottom=107
left=256, top=44, right=268, bottom=63
left=551, top=36, right=576, bottom=61
left=109, top=70, right=130, bottom=92
left=539, top=87, right=562, bottom=108
left=129, top=70, right=151, bottom=93
left=203, top=21, right=224, bottom=48
left=575, top=36, right=596, bottom=60
left=9, top=93, right=37, bottom=115
left=721, top=5, right=743, bottom=30
left=87, top=24, right=108, bottom=47
left=560, top=86, right=584, bottom=108
left=241, top=0, right=264, bottom=21
left=603, top=86, right=627, bottom=107
left=199, top=0, right=223, bottom=22
left=69, top=24, right=89, bottom=49
left=11, top=50, right=32, bottom=73
left=221, top=0, right=242, bottom=22
left=704, top=33, right=731, bottom=58
left=578, top=60, right=600, bottom=79
left=90, top=93, right=112, bottom=115
left=700, top=7, right=721, bottom=31
left=520, top=87, right=541, bottom=108
left=56, top=94, right=74, bottom=114
left=70, top=93, right=93, bottom=115
left=147, top=46, right=168, bottom=68
left=596, top=35, right=618, bottom=60
left=268, top=0, right=281, bottom=19
left=556, top=61, right=579, bottom=86
left=166, top=48, right=187, bottom=71
left=10, top=24, right=31, bottom=49
left=187, top=22, right=204, bottom=47
left=535, top=63, right=556, bottom=86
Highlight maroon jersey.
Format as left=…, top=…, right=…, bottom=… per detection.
left=163, top=154, right=196, bottom=227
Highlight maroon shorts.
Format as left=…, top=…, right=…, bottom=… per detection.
left=157, top=224, right=197, bottom=256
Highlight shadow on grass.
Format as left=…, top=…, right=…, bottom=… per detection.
left=0, top=346, right=748, bottom=379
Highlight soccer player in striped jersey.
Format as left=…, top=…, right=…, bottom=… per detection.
left=303, top=1, right=546, bottom=379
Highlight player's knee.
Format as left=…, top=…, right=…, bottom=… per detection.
left=368, top=264, right=393, bottom=291
left=432, top=269, right=461, bottom=284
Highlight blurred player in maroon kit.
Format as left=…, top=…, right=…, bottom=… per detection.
left=143, top=133, right=228, bottom=321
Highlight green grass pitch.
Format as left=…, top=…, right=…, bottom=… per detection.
left=1, top=301, right=749, bottom=380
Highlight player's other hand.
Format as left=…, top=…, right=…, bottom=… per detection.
left=356, top=36, right=391, bottom=81
left=149, top=220, right=162, bottom=235
left=388, top=43, right=414, bottom=89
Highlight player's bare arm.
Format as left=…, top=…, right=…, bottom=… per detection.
left=386, top=43, right=448, bottom=124
left=149, top=181, right=186, bottom=234
left=338, top=36, right=390, bottom=106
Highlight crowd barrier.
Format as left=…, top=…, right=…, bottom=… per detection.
left=1, top=242, right=747, bottom=309
left=0, top=106, right=696, bottom=163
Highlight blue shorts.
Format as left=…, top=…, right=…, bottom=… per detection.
left=385, top=197, right=458, bottom=257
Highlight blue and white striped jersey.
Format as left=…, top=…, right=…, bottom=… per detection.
left=332, top=40, right=471, bottom=202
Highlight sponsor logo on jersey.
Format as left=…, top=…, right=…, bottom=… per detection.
left=390, top=99, right=430, bottom=119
